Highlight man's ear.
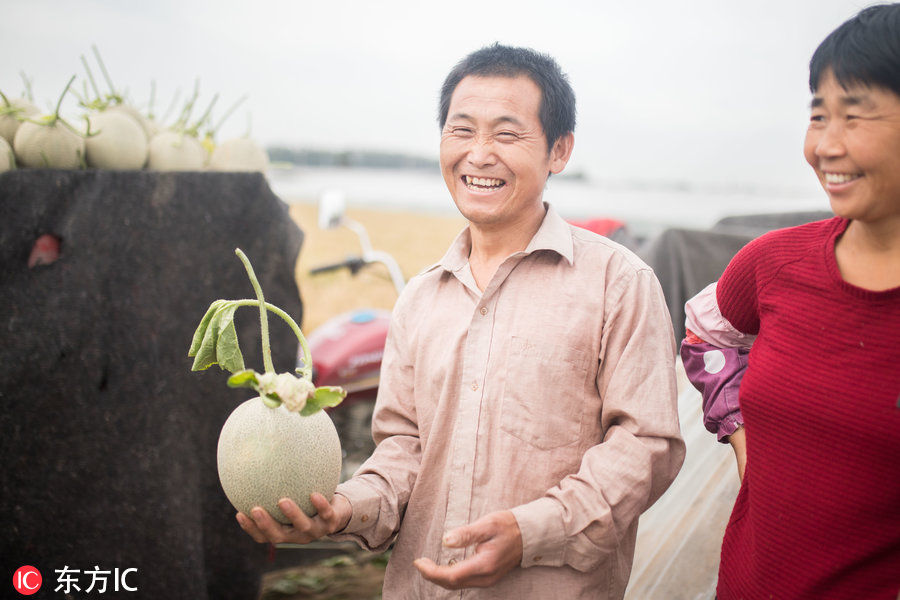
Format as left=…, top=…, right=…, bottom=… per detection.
left=548, top=132, right=575, bottom=175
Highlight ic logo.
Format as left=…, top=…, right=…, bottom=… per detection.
left=13, top=566, right=42, bottom=595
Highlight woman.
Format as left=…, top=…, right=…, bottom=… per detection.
left=681, top=4, right=900, bottom=598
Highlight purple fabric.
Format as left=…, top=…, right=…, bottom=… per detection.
left=680, top=339, right=748, bottom=442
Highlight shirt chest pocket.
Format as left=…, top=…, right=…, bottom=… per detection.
left=499, top=335, right=590, bottom=450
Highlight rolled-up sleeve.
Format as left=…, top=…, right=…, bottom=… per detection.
left=681, top=281, right=755, bottom=442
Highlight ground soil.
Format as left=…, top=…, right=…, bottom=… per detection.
left=258, top=548, right=390, bottom=600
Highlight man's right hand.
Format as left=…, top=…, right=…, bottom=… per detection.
left=236, top=492, right=352, bottom=545
left=728, top=427, right=747, bottom=482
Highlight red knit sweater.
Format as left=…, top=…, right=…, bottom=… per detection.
left=715, top=217, right=900, bottom=599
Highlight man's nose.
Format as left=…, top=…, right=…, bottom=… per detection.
left=465, top=135, right=497, bottom=167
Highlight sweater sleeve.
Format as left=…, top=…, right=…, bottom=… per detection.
left=680, top=283, right=752, bottom=441
left=716, top=238, right=764, bottom=335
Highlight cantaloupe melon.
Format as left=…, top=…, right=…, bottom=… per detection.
left=217, top=396, right=342, bottom=523
left=147, top=130, right=206, bottom=171
left=208, top=138, right=269, bottom=172
left=0, top=136, right=14, bottom=172
left=0, top=97, right=39, bottom=145
left=85, top=111, right=148, bottom=169
left=105, top=103, right=155, bottom=141
left=13, top=119, right=85, bottom=169
left=190, top=249, right=346, bottom=525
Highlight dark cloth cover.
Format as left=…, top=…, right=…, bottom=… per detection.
left=0, top=170, right=304, bottom=599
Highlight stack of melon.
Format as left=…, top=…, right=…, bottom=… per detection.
left=1, top=48, right=268, bottom=173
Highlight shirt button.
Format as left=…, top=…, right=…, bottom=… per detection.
left=360, top=515, right=369, bottom=523
left=533, top=556, right=542, bottom=562
left=471, top=382, right=478, bottom=391
left=448, top=558, right=458, bottom=566
left=480, top=307, right=487, bottom=315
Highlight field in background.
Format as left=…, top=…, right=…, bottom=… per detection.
left=288, top=203, right=466, bottom=333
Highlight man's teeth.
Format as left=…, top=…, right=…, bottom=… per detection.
left=825, top=172, right=861, bottom=184
left=465, top=175, right=504, bottom=188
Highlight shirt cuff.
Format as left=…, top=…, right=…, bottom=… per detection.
left=717, top=411, right=744, bottom=443
left=509, top=497, right=567, bottom=568
left=327, top=478, right=382, bottom=541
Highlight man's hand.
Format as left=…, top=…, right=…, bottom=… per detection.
left=413, top=510, right=523, bottom=590
left=236, top=492, right=351, bottom=545
left=728, top=426, right=747, bottom=482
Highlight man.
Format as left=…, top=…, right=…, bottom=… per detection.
left=240, top=44, right=685, bottom=598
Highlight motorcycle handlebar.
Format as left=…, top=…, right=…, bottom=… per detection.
left=310, top=256, right=367, bottom=276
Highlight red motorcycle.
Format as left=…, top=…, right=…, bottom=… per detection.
left=299, top=191, right=405, bottom=479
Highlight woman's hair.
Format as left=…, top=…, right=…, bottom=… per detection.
left=809, top=3, right=900, bottom=96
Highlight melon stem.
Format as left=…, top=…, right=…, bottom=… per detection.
left=80, top=55, right=103, bottom=104
left=232, top=251, right=315, bottom=381
left=236, top=249, right=275, bottom=374
left=20, top=71, right=34, bottom=102
left=232, top=299, right=313, bottom=381
left=92, top=44, right=119, bottom=100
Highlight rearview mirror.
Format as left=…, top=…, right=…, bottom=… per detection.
left=318, top=190, right=347, bottom=230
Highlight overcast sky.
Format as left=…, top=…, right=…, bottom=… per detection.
left=0, top=0, right=877, bottom=192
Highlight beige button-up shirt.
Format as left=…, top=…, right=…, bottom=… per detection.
left=332, top=205, right=685, bottom=599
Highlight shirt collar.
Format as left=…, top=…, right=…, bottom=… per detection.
left=439, top=202, right=574, bottom=273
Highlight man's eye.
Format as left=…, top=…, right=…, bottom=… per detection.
left=496, top=132, right=518, bottom=141
left=452, top=128, right=474, bottom=136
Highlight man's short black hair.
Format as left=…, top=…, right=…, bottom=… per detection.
left=438, top=43, right=577, bottom=150
left=809, top=3, right=900, bottom=97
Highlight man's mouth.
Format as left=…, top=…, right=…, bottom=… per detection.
left=824, top=172, right=863, bottom=185
left=463, top=175, right=506, bottom=190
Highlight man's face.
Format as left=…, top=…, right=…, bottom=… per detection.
left=439, top=75, right=572, bottom=230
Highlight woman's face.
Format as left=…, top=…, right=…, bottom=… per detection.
left=804, top=69, right=900, bottom=224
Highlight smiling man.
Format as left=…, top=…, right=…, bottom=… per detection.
left=239, top=44, right=685, bottom=599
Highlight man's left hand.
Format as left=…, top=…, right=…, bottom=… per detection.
left=413, top=510, right=523, bottom=590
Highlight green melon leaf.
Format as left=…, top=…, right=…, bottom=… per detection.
left=227, top=369, right=259, bottom=388
left=214, top=303, right=245, bottom=373
left=190, top=309, right=223, bottom=371
left=189, top=299, right=227, bottom=358
left=189, top=301, right=245, bottom=373
left=300, top=386, right=347, bottom=416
